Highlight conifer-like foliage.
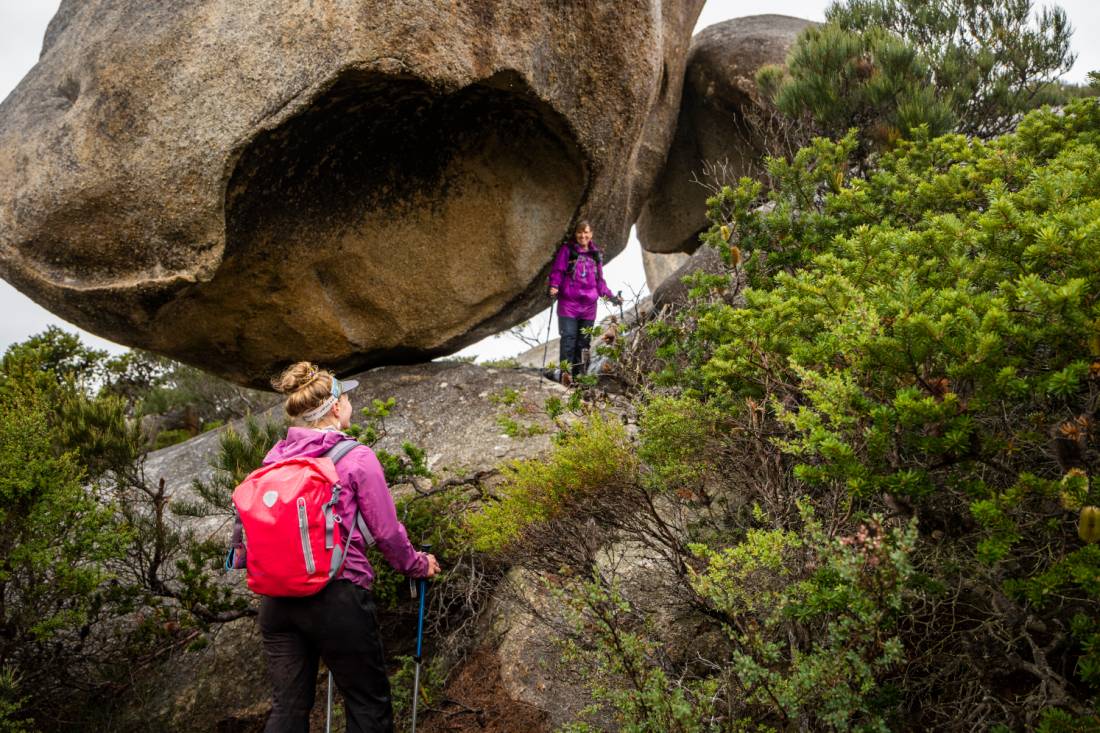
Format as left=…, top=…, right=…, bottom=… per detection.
left=505, top=98, right=1100, bottom=732
left=185, top=417, right=285, bottom=515
left=761, top=0, right=1075, bottom=148
left=758, top=24, right=956, bottom=153
left=0, top=333, right=260, bottom=730
left=0, top=380, right=122, bottom=731
left=829, top=0, right=1075, bottom=137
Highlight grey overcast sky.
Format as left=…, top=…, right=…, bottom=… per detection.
left=1, top=0, right=1098, bottom=362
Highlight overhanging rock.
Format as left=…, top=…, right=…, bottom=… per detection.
left=0, top=0, right=703, bottom=387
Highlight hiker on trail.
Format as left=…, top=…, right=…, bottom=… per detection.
left=548, top=220, right=622, bottom=383
left=258, top=362, right=440, bottom=733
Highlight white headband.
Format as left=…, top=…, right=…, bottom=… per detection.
left=300, top=395, right=338, bottom=422
left=300, top=377, right=344, bottom=422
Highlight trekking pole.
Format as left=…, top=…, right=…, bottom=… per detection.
left=325, top=669, right=335, bottom=733
left=616, top=290, right=625, bottom=322
left=410, top=544, right=432, bottom=733
left=539, top=297, right=555, bottom=377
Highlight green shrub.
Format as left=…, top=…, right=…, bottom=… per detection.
left=638, top=395, right=723, bottom=492
left=481, top=357, right=521, bottom=369
left=389, top=653, right=445, bottom=727
left=760, top=0, right=1075, bottom=149
left=758, top=24, right=954, bottom=154
left=558, top=576, right=718, bottom=733
left=690, top=506, right=917, bottom=731
left=183, top=417, right=285, bottom=515
left=649, top=98, right=1100, bottom=724
left=828, top=0, right=1074, bottom=137
left=0, top=360, right=125, bottom=730
left=466, top=414, right=636, bottom=554
left=153, top=427, right=192, bottom=450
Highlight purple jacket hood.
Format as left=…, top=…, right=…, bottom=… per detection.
left=264, top=426, right=350, bottom=463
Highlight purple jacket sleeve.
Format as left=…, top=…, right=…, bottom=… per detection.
left=548, top=244, right=570, bottom=289
left=349, top=449, right=429, bottom=578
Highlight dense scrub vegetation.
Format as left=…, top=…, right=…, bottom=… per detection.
left=466, top=99, right=1100, bottom=730
left=0, top=331, right=261, bottom=730
left=0, top=2, right=1096, bottom=727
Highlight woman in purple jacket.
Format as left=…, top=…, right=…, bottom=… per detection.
left=548, top=220, right=622, bottom=382
left=261, top=362, right=440, bottom=733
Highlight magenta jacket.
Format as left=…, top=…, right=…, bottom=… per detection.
left=263, top=427, right=429, bottom=590
left=548, top=241, right=614, bottom=320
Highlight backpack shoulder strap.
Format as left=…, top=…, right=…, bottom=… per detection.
left=566, top=243, right=579, bottom=275
left=323, top=438, right=376, bottom=548
left=324, top=437, right=360, bottom=465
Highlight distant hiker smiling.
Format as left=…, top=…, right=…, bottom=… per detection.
left=245, top=362, right=440, bottom=733
left=548, top=220, right=622, bottom=382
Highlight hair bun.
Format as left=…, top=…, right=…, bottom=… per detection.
left=271, top=361, right=321, bottom=394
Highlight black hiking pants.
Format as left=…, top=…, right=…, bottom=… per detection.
left=259, top=580, right=393, bottom=733
left=559, top=315, right=594, bottom=377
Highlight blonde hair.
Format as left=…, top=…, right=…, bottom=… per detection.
left=271, top=361, right=335, bottom=423
left=574, top=219, right=592, bottom=236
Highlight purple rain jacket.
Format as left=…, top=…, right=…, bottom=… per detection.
left=548, top=241, right=615, bottom=321
left=262, top=427, right=429, bottom=590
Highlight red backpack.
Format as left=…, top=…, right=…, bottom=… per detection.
left=226, top=439, right=374, bottom=596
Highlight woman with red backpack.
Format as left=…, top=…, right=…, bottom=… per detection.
left=548, top=220, right=622, bottom=383
left=251, top=362, right=440, bottom=732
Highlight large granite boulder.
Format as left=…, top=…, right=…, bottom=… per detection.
left=0, top=0, right=703, bottom=388
left=637, top=15, right=814, bottom=255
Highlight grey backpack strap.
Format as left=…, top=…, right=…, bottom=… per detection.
left=323, top=439, right=377, bottom=548
left=324, top=438, right=360, bottom=465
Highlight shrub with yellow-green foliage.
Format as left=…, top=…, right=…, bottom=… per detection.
left=466, top=414, right=636, bottom=555
left=637, top=395, right=724, bottom=493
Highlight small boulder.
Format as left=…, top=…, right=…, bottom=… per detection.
left=651, top=244, right=727, bottom=309
left=642, top=249, right=691, bottom=291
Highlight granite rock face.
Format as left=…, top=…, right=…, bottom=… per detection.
left=651, top=244, right=727, bottom=309
left=637, top=15, right=814, bottom=255
left=0, top=0, right=703, bottom=387
left=641, top=248, right=691, bottom=291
